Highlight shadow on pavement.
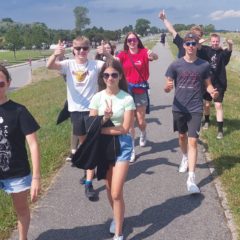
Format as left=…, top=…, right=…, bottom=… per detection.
left=35, top=194, right=204, bottom=240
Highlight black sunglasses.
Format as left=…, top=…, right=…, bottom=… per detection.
left=102, top=72, right=119, bottom=79
left=74, top=46, right=89, bottom=51
left=185, top=41, right=197, bottom=47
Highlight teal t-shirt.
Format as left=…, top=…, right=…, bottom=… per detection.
left=89, top=90, right=136, bottom=126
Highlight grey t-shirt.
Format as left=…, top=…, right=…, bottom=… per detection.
left=166, top=57, right=210, bottom=113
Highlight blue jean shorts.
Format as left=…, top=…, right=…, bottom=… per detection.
left=116, top=134, right=133, bottom=162
left=0, top=174, right=32, bottom=194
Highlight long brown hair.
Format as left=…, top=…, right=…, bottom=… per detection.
left=98, top=60, right=128, bottom=92
left=123, top=32, right=144, bottom=51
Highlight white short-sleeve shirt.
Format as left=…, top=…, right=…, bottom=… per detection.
left=60, top=59, right=104, bottom=112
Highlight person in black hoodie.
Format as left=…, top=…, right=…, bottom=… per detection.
left=201, top=33, right=233, bottom=139
left=89, top=60, right=135, bottom=240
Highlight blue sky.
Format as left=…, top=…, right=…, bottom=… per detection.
left=0, top=0, right=240, bottom=31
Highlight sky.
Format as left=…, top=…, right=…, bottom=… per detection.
left=0, top=0, right=240, bottom=31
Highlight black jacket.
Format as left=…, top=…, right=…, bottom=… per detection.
left=56, top=100, right=70, bottom=125
left=71, top=116, right=120, bottom=180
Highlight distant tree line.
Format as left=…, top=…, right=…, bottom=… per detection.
left=0, top=6, right=216, bottom=53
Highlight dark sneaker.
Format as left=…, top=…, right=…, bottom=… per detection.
left=85, top=184, right=96, bottom=200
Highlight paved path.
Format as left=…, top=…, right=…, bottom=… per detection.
left=10, top=42, right=232, bottom=240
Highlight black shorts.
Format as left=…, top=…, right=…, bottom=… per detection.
left=203, top=89, right=225, bottom=103
left=173, top=111, right=202, bottom=138
left=70, top=111, right=89, bottom=136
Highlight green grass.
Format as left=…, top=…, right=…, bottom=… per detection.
left=201, top=69, right=240, bottom=238
left=0, top=50, right=53, bottom=65
left=167, top=35, right=240, bottom=239
left=0, top=69, right=71, bottom=239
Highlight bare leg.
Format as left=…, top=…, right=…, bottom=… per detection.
left=188, top=137, right=198, bottom=172
left=178, top=133, right=188, bottom=155
left=12, top=190, right=30, bottom=240
left=107, top=162, right=129, bottom=236
left=135, top=105, right=147, bottom=132
left=215, top=102, right=223, bottom=122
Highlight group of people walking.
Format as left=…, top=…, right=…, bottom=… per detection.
left=0, top=9, right=233, bottom=240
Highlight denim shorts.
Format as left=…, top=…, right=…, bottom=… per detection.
left=0, top=174, right=32, bottom=194
left=132, top=92, right=148, bottom=107
left=116, top=134, right=133, bottom=162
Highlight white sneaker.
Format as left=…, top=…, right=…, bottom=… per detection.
left=109, top=220, right=115, bottom=235
left=113, top=235, right=124, bottom=240
left=130, top=149, right=136, bottom=163
left=187, top=175, right=200, bottom=194
left=179, top=157, right=188, bottom=173
left=139, top=131, right=147, bottom=147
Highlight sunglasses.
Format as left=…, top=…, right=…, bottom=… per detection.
left=0, top=82, right=6, bottom=88
left=127, top=38, right=138, bottom=43
left=103, top=72, right=119, bottom=80
left=185, top=41, right=197, bottom=47
left=74, top=46, right=89, bottom=51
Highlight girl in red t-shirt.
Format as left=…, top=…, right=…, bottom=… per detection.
left=117, top=32, right=158, bottom=162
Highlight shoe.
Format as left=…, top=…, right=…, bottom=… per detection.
left=109, top=220, right=115, bottom=235
left=130, top=149, right=136, bottom=163
left=65, top=153, right=73, bottom=162
left=139, top=131, right=147, bottom=147
left=187, top=175, right=200, bottom=194
left=113, top=235, right=124, bottom=240
left=202, top=121, right=209, bottom=130
left=179, top=156, right=188, bottom=173
left=216, top=132, right=223, bottom=139
left=85, top=184, right=96, bottom=200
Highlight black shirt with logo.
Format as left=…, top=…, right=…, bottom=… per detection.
left=0, top=100, right=40, bottom=179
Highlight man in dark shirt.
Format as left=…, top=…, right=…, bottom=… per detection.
left=201, top=33, right=233, bottom=139
left=164, top=32, right=218, bottom=194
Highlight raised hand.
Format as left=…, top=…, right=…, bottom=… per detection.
left=54, top=40, right=65, bottom=57
left=159, top=9, right=166, bottom=21
left=97, top=40, right=105, bottom=55
left=104, top=99, right=113, bottom=120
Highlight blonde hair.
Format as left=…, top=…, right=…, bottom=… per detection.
left=73, top=36, right=90, bottom=46
left=190, top=26, right=203, bottom=37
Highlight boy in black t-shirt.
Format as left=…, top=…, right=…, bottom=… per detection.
left=201, top=33, right=233, bottom=139
left=0, top=65, right=41, bottom=240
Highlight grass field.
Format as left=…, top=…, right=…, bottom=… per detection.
left=167, top=34, right=240, bottom=239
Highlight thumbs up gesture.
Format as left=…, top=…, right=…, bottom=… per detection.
left=54, top=40, right=65, bottom=57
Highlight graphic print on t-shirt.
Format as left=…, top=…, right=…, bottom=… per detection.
left=0, top=116, right=11, bottom=172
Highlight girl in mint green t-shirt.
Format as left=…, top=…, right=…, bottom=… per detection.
left=89, top=60, right=135, bottom=240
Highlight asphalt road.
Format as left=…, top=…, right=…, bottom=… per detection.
left=9, top=42, right=233, bottom=240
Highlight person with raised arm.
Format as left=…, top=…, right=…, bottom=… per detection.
left=47, top=36, right=111, bottom=200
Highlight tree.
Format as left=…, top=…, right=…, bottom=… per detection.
left=204, top=24, right=215, bottom=33
left=5, top=26, right=23, bottom=58
left=2, top=18, right=13, bottom=23
left=135, top=18, right=151, bottom=36
left=74, top=6, right=90, bottom=35
left=122, top=25, right=133, bottom=34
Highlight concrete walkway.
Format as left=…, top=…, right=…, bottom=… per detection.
left=10, top=42, right=233, bottom=240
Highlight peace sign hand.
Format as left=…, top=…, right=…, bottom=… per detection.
left=104, top=99, right=113, bottom=121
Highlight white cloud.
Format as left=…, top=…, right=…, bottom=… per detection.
left=209, top=10, right=240, bottom=20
